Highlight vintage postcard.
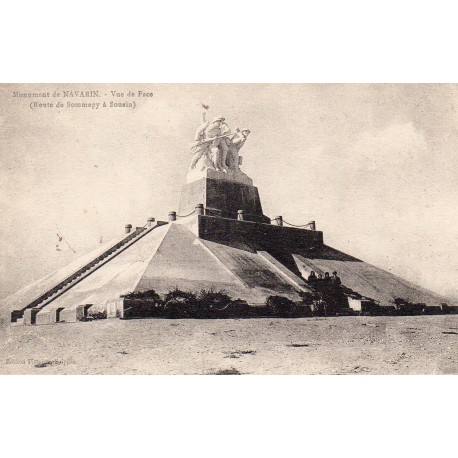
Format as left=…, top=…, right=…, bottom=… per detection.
left=1, top=83, right=457, bottom=374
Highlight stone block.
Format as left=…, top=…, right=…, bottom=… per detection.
left=59, top=305, right=85, bottom=323
left=35, top=308, right=65, bottom=324
left=348, top=298, right=381, bottom=314
left=35, top=310, right=53, bottom=325
left=347, top=297, right=364, bottom=311
left=107, top=299, right=125, bottom=318
left=23, top=308, right=40, bottom=325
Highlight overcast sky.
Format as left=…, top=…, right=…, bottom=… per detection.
left=1, top=84, right=457, bottom=301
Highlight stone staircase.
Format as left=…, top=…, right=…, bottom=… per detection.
left=11, top=222, right=166, bottom=324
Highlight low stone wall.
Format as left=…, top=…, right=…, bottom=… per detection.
left=197, top=215, right=323, bottom=251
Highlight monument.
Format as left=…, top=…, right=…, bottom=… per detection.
left=180, top=112, right=267, bottom=223
left=2, top=110, right=454, bottom=325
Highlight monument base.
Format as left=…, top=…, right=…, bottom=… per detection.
left=186, top=167, right=253, bottom=186
left=178, top=176, right=270, bottom=223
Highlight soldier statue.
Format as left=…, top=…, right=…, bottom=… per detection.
left=189, top=110, right=249, bottom=173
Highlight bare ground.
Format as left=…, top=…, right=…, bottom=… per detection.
left=0, top=315, right=457, bottom=374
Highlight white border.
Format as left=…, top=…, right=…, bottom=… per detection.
left=2, top=1, right=458, bottom=82
left=2, top=1, right=458, bottom=457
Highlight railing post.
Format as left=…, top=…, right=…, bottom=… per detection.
left=195, top=204, right=204, bottom=215
left=237, top=210, right=244, bottom=221
left=125, top=224, right=132, bottom=234
left=168, top=211, right=177, bottom=222
left=309, top=221, right=316, bottom=231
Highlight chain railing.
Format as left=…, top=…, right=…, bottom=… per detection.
left=176, top=208, right=197, bottom=218
left=270, top=218, right=315, bottom=229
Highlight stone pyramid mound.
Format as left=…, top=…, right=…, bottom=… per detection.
left=2, top=129, right=455, bottom=325
left=3, top=210, right=452, bottom=325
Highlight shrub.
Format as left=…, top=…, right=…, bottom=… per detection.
left=89, top=310, right=107, bottom=320
left=163, top=289, right=198, bottom=318
left=163, top=289, right=197, bottom=304
left=197, top=288, right=233, bottom=312
left=441, top=303, right=458, bottom=314
left=198, top=288, right=231, bottom=308
left=393, top=298, right=425, bottom=315
left=121, top=289, right=163, bottom=318
left=294, top=304, right=313, bottom=317
left=266, top=295, right=297, bottom=317
left=298, top=291, right=320, bottom=305
left=121, top=290, right=162, bottom=302
left=124, top=300, right=163, bottom=318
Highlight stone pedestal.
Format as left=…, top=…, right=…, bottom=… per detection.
left=186, top=167, right=253, bottom=186
left=178, top=170, right=269, bottom=223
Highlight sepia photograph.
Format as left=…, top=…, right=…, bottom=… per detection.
left=3, top=2, right=458, bottom=457
left=1, top=83, right=457, bottom=375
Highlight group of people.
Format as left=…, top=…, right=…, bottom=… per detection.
left=307, top=270, right=341, bottom=287
left=307, top=270, right=345, bottom=313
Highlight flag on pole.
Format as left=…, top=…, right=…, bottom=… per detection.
left=55, top=224, right=76, bottom=254
left=56, top=233, right=63, bottom=251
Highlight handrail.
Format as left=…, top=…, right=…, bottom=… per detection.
left=11, top=225, right=152, bottom=322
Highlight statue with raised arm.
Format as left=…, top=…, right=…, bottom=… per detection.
left=189, top=112, right=233, bottom=172
left=189, top=111, right=212, bottom=170
left=188, top=110, right=251, bottom=180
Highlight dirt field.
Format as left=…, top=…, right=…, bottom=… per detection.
left=0, top=315, right=457, bottom=374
